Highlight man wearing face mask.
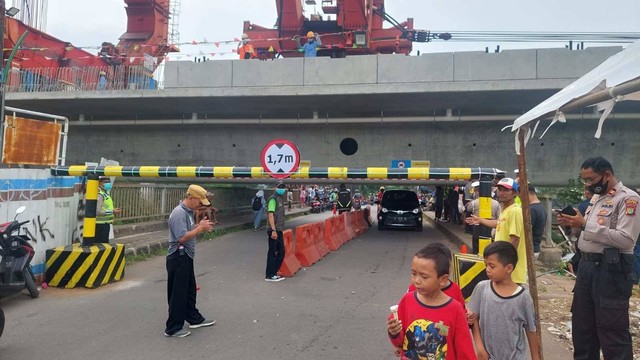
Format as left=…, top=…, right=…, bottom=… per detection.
left=95, top=176, right=121, bottom=243
left=558, top=156, right=640, bottom=359
left=265, top=181, right=287, bottom=282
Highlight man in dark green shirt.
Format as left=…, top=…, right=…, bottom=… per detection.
left=266, top=181, right=287, bottom=282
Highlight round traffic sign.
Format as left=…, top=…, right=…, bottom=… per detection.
left=260, top=139, right=301, bottom=179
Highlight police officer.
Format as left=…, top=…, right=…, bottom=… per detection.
left=95, top=176, right=121, bottom=243
left=558, top=156, right=640, bottom=359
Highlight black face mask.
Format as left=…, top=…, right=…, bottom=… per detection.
left=588, top=176, right=609, bottom=195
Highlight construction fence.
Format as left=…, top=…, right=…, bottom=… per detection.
left=5, top=64, right=164, bottom=93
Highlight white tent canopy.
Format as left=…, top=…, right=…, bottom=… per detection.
left=510, top=41, right=640, bottom=148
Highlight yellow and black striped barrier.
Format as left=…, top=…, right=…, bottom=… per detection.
left=452, top=253, right=488, bottom=302
left=83, top=174, right=99, bottom=246
left=45, top=243, right=125, bottom=289
left=51, top=165, right=504, bottom=181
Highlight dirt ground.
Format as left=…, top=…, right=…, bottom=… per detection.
left=536, top=271, right=640, bottom=358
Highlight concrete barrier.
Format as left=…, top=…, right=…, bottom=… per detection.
left=45, top=243, right=125, bottom=289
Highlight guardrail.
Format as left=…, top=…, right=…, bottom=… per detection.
left=111, top=183, right=302, bottom=223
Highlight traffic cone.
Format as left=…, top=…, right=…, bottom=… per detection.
left=460, top=244, right=468, bottom=254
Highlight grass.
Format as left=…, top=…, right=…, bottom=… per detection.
left=126, top=246, right=167, bottom=265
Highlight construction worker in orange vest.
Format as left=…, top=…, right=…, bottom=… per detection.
left=238, top=33, right=257, bottom=60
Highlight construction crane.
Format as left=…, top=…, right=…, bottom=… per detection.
left=3, top=0, right=177, bottom=91
left=242, top=0, right=447, bottom=58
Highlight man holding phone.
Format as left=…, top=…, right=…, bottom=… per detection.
left=466, top=177, right=527, bottom=284
left=558, top=157, right=640, bottom=359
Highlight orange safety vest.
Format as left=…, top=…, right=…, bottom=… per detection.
left=238, top=44, right=257, bottom=60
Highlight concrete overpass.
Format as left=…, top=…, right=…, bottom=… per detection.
left=6, top=46, right=639, bottom=186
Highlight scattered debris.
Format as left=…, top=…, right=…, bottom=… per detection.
left=537, top=273, right=640, bottom=355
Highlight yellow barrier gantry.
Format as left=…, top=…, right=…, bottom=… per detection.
left=52, top=166, right=505, bottom=181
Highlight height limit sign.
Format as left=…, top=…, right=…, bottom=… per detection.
left=260, top=139, right=301, bottom=179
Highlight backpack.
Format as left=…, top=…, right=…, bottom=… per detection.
left=252, top=196, right=262, bottom=211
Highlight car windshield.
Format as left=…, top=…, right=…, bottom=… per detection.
left=381, top=191, right=419, bottom=210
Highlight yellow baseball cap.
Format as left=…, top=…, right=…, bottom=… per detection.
left=188, top=184, right=210, bottom=205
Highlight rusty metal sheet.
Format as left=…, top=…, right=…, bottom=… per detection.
left=2, top=116, right=61, bottom=166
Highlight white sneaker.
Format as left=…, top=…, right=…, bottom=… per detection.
left=164, top=329, right=191, bottom=338
left=189, top=319, right=216, bottom=329
left=265, top=275, right=285, bottom=282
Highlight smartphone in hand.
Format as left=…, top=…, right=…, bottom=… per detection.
left=560, top=205, right=577, bottom=216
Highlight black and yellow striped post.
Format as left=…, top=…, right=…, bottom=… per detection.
left=452, top=253, right=489, bottom=301
left=476, top=179, right=494, bottom=255
left=83, top=173, right=99, bottom=247
left=44, top=173, right=126, bottom=288
left=45, top=243, right=125, bottom=288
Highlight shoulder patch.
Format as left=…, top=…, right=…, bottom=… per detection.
left=625, top=199, right=638, bottom=216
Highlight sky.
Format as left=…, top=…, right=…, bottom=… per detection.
left=43, top=0, right=640, bottom=60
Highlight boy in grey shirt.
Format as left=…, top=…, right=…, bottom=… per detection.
left=468, top=241, right=540, bottom=360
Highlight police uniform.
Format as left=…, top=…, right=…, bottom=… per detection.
left=96, top=188, right=115, bottom=243
left=572, top=182, right=640, bottom=360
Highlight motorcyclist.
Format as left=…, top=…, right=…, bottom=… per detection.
left=337, top=184, right=352, bottom=214
left=353, top=189, right=363, bottom=210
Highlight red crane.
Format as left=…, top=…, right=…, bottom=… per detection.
left=3, top=0, right=177, bottom=91
left=242, top=0, right=441, bottom=58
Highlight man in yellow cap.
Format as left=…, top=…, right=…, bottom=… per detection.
left=164, top=184, right=215, bottom=338
left=295, top=31, right=322, bottom=57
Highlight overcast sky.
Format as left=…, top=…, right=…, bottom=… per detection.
left=44, top=0, right=640, bottom=59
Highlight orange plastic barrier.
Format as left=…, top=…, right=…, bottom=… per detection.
left=338, top=213, right=351, bottom=244
left=352, top=210, right=365, bottom=235
left=323, top=217, right=342, bottom=251
left=278, top=229, right=302, bottom=277
left=343, top=212, right=356, bottom=241
left=312, top=221, right=330, bottom=258
left=294, top=224, right=321, bottom=266
left=359, top=210, right=370, bottom=233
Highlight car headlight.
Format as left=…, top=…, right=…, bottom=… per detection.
left=381, top=207, right=388, bottom=213
left=413, top=208, right=420, bottom=214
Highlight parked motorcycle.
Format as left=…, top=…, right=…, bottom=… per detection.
left=0, top=206, right=39, bottom=300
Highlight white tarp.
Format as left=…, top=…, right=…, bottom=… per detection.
left=511, top=41, right=640, bottom=143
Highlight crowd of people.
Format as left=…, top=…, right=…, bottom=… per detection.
left=97, top=155, right=640, bottom=357
left=389, top=156, right=640, bottom=359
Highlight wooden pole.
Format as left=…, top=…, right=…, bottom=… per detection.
left=517, top=127, right=544, bottom=359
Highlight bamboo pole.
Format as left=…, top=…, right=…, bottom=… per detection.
left=517, top=127, right=544, bottom=359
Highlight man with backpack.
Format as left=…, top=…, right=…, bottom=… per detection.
left=252, top=190, right=266, bottom=231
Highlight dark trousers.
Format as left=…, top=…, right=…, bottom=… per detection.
left=95, top=223, right=111, bottom=243
left=471, top=225, right=480, bottom=254
left=435, top=203, right=443, bottom=220
left=165, top=253, right=205, bottom=335
left=572, top=257, right=634, bottom=360
left=265, top=231, right=285, bottom=278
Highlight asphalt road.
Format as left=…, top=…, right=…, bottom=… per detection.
left=0, top=210, right=452, bottom=360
